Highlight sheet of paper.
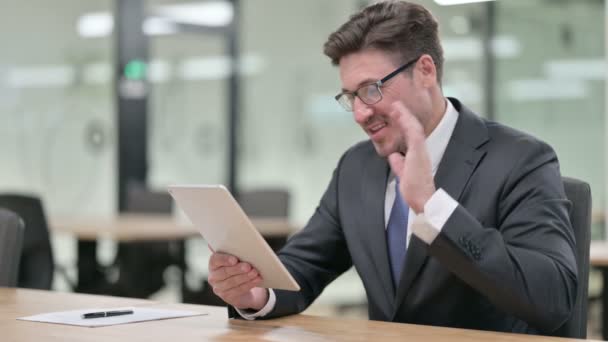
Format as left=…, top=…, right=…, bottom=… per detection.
left=18, top=306, right=206, bottom=327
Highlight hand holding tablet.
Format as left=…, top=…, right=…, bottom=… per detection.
left=168, top=185, right=300, bottom=292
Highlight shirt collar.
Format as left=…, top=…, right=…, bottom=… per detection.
left=425, top=98, right=459, bottom=174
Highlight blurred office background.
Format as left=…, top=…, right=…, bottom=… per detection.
left=0, top=0, right=605, bottom=338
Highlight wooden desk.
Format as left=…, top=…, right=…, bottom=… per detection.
left=0, top=288, right=593, bottom=342
left=50, top=214, right=295, bottom=241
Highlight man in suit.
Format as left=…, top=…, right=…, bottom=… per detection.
left=207, top=0, right=577, bottom=335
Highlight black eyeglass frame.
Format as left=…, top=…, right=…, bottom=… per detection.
left=334, top=56, right=421, bottom=111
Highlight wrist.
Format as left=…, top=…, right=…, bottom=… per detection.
left=249, top=287, right=269, bottom=311
left=412, top=202, right=425, bottom=214
left=413, top=189, right=435, bottom=213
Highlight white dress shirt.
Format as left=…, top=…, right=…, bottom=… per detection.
left=238, top=99, right=460, bottom=320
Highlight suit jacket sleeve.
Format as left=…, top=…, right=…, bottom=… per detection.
left=253, top=151, right=354, bottom=319
left=427, top=138, right=578, bottom=333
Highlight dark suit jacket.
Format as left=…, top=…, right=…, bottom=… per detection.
left=230, top=98, right=578, bottom=335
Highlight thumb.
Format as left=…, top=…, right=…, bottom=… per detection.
left=387, top=152, right=405, bottom=177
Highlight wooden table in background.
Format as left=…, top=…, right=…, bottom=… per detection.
left=0, top=288, right=594, bottom=342
left=48, top=214, right=296, bottom=299
left=50, top=213, right=296, bottom=241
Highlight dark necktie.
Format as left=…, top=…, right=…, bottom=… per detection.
left=386, top=179, right=409, bottom=289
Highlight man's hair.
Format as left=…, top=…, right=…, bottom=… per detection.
left=323, top=1, right=444, bottom=83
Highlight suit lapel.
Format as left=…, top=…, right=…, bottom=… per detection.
left=359, top=149, right=394, bottom=306
left=392, top=98, right=489, bottom=319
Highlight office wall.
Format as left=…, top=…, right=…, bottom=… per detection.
left=495, top=0, right=605, bottom=224
left=146, top=13, right=228, bottom=189
left=0, top=0, right=116, bottom=217
left=238, top=0, right=364, bottom=225
left=0, top=0, right=604, bottom=228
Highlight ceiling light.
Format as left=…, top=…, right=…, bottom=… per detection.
left=177, top=54, right=264, bottom=81
left=442, top=35, right=520, bottom=60
left=77, top=12, right=113, bottom=38
left=435, top=0, right=495, bottom=5
left=544, top=59, right=605, bottom=81
left=143, top=17, right=178, bottom=36
left=508, top=79, right=588, bottom=102
left=157, top=1, right=233, bottom=27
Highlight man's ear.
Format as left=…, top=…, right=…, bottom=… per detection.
left=417, top=54, right=437, bottom=88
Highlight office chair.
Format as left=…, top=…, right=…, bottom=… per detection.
left=237, top=188, right=290, bottom=218
left=552, top=177, right=591, bottom=338
left=238, top=188, right=291, bottom=251
left=0, top=208, right=25, bottom=287
left=0, top=194, right=55, bottom=289
left=126, top=182, right=174, bottom=212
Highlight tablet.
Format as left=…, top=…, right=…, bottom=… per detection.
left=167, top=184, right=300, bottom=291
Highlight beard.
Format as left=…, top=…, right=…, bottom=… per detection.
left=371, top=135, right=407, bottom=158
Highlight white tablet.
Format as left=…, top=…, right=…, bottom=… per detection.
left=167, top=184, right=300, bottom=291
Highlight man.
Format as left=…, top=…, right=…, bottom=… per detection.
left=208, top=0, right=577, bottom=335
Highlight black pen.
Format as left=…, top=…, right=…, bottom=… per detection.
left=81, top=310, right=134, bottom=319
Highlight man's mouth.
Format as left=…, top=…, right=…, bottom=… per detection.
left=367, top=122, right=387, bottom=136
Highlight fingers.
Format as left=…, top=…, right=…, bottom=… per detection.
left=212, top=267, right=260, bottom=293
left=390, top=101, right=425, bottom=147
left=387, top=152, right=405, bottom=177
left=387, top=101, right=435, bottom=213
left=208, top=252, right=264, bottom=304
left=221, top=277, right=267, bottom=304
left=209, top=261, right=254, bottom=284
left=209, top=252, right=238, bottom=271
left=209, top=261, right=263, bottom=303
left=220, top=277, right=263, bottom=303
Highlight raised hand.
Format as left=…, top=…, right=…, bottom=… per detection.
left=387, top=101, right=436, bottom=213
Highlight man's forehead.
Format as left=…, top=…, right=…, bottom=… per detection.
left=338, top=50, right=398, bottom=89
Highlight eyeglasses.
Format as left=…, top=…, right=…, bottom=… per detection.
left=334, top=56, right=420, bottom=112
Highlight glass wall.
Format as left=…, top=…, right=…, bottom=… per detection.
left=421, top=0, right=487, bottom=114
left=239, top=0, right=363, bottom=226
left=0, top=0, right=116, bottom=217
left=494, top=0, right=605, bottom=237
left=146, top=0, right=228, bottom=190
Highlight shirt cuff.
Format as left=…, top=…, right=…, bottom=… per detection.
left=411, top=188, right=458, bottom=245
left=234, top=289, right=276, bottom=320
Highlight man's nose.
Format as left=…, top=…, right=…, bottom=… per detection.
left=353, top=97, right=373, bottom=124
